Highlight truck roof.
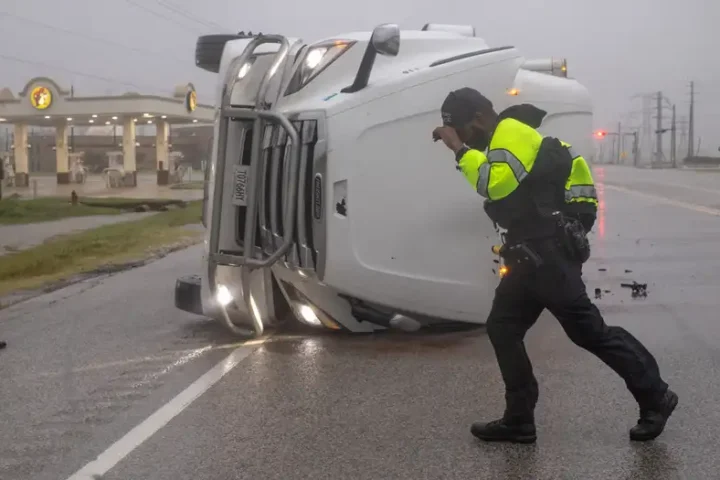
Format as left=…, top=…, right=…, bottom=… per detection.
left=312, top=29, right=489, bottom=49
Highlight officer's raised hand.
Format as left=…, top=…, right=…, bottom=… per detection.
left=432, top=126, right=464, bottom=153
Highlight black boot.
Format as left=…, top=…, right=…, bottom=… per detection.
left=629, top=389, right=678, bottom=441
left=471, top=418, right=537, bottom=444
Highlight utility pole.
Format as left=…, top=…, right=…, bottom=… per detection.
left=617, top=121, right=622, bottom=164
left=70, top=84, right=75, bottom=153
left=688, top=80, right=695, bottom=159
left=632, top=131, right=639, bottom=167
left=631, top=92, right=666, bottom=166
left=643, top=95, right=652, bottom=164
left=677, top=116, right=688, bottom=155
left=655, top=91, right=663, bottom=165
left=671, top=104, right=677, bottom=167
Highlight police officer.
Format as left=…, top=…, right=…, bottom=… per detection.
left=432, top=87, right=677, bottom=443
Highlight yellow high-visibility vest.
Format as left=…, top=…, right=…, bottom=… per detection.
left=560, top=141, right=598, bottom=206
left=457, top=118, right=543, bottom=201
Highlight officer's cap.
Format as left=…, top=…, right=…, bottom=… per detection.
left=441, top=87, right=494, bottom=127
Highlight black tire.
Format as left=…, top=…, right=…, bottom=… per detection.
left=271, top=272, right=292, bottom=323
left=195, top=34, right=243, bottom=73
left=175, top=275, right=204, bottom=315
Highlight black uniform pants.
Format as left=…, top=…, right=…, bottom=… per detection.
left=486, top=241, right=668, bottom=424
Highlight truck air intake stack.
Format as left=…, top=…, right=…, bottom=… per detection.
left=195, top=31, right=263, bottom=73
left=522, top=58, right=568, bottom=77
left=420, top=23, right=476, bottom=37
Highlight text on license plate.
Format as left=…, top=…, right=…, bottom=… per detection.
left=232, top=165, right=250, bottom=206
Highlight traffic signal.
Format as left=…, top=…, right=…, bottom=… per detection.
left=594, top=130, right=607, bottom=139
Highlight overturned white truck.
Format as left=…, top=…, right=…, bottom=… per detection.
left=174, top=23, right=594, bottom=336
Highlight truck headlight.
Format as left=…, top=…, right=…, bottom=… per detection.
left=298, top=304, right=322, bottom=326
left=285, top=40, right=355, bottom=95
left=216, top=284, right=234, bottom=306
left=238, top=59, right=253, bottom=79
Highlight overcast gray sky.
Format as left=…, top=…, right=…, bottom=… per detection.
left=1, top=0, right=718, bottom=155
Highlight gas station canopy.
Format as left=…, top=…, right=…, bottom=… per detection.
left=0, top=76, right=214, bottom=126
left=0, top=77, right=215, bottom=187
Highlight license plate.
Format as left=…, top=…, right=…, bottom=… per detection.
left=232, top=165, right=250, bottom=206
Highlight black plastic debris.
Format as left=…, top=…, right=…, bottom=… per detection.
left=0, top=340, right=6, bottom=349
left=598, top=268, right=607, bottom=272
left=594, top=288, right=602, bottom=299
left=621, top=281, right=648, bottom=298
left=625, top=269, right=633, bottom=273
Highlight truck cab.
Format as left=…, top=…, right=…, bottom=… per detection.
left=175, top=23, right=593, bottom=336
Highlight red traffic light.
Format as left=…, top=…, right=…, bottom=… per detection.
left=594, top=130, right=607, bottom=139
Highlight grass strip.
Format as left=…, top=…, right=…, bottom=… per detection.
left=169, top=181, right=204, bottom=190
left=0, top=196, right=188, bottom=225
left=0, top=200, right=203, bottom=296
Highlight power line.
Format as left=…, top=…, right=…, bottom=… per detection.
left=0, top=11, right=188, bottom=65
left=0, top=52, right=166, bottom=92
left=123, top=0, right=206, bottom=33
left=150, top=0, right=227, bottom=30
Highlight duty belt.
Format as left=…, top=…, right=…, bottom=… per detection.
left=492, top=242, right=545, bottom=268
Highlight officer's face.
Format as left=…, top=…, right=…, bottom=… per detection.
left=457, top=116, right=489, bottom=150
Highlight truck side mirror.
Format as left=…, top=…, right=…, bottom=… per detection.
left=371, top=23, right=400, bottom=56
left=342, top=23, right=400, bottom=94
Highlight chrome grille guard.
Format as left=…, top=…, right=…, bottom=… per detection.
left=207, top=34, right=305, bottom=336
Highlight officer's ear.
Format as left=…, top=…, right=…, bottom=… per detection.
left=470, top=112, right=490, bottom=133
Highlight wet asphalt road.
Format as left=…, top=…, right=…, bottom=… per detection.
left=2, top=165, right=720, bottom=480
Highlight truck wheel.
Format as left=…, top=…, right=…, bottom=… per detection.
left=195, top=34, right=243, bottom=73
left=175, top=274, right=204, bottom=315
left=271, top=272, right=292, bottom=322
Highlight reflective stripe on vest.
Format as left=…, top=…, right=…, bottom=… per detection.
left=477, top=161, right=490, bottom=197
left=479, top=118, right=544, bottom=201
left=565, top=184, right=597, bottom=203
left=456, top=148, right=488, bottom=192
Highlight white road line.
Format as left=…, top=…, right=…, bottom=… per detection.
left=641, top=179, right=720, bottom=196
left=604, top=184, right=720, bottom=216
left=65, top=340, right=266, bottom=480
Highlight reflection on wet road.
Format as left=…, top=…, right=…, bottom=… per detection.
left=2, top=165, right=719, bottom=480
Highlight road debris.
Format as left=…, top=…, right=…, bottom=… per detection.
left=621, top=281, right=648, bottom=298
left=594, top=288, right=613, bottom=299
